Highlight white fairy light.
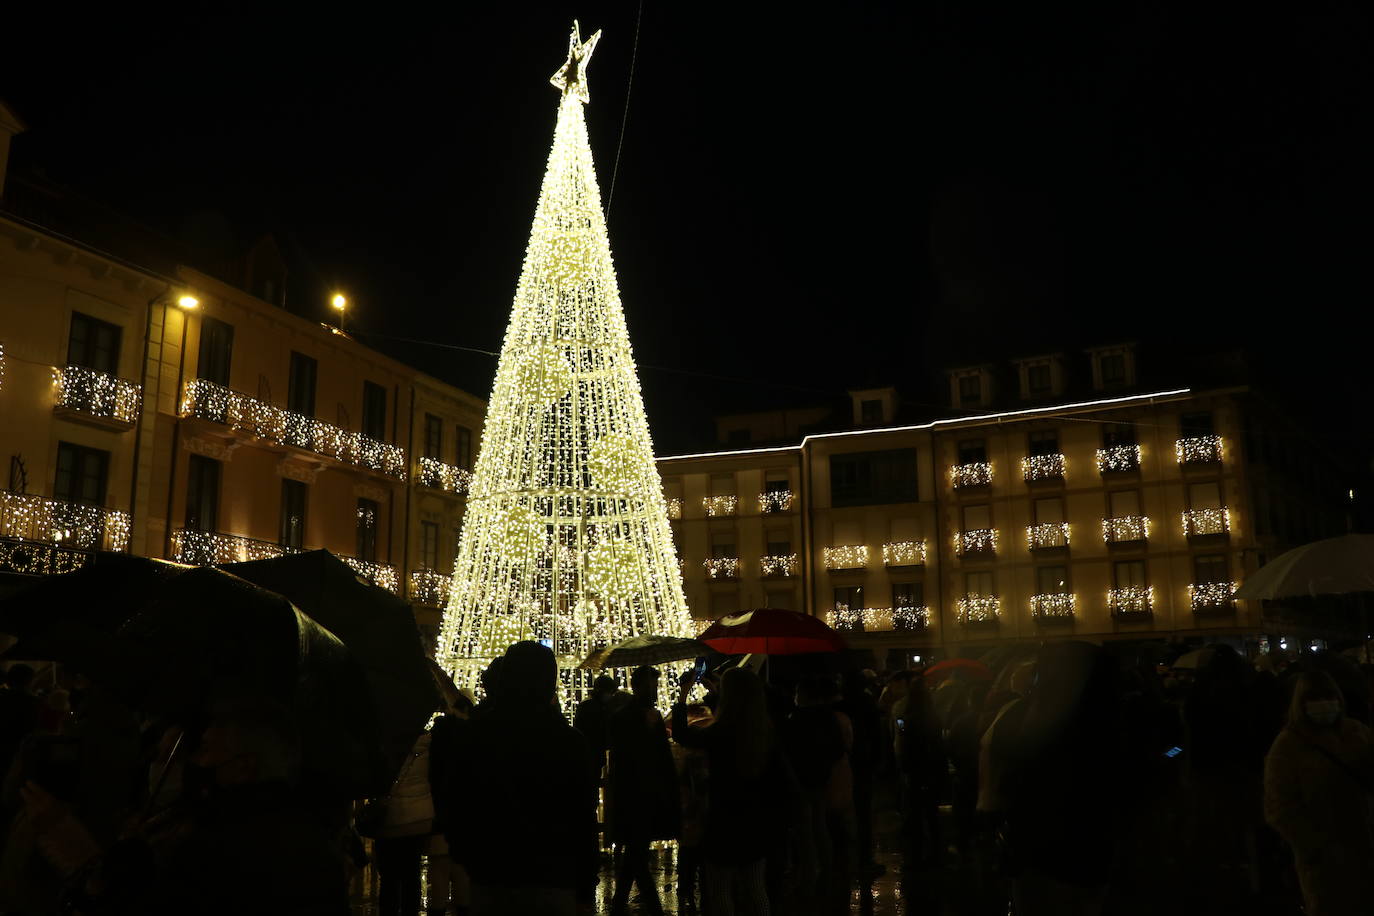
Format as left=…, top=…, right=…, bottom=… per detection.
left=703, top=557, right=740, bottom=580
left=434, top=24, right=692, bottom=700
left=1026, top=522, right=1070, bottom=549
left=759, top=553, right=798, bottom=577
left=1021, top=453, right=1065, bottom=482
left=892, top=604, right=930, bottom=630
left=703, top=495, right=738, bottom=517
left=1176, top=435, right=1223, bottom=465
left=665, top=497, right=682, bottom=519
left=1189, top=581, right=1237, bottom=611
left=1096, top=445, right=1141, bottom=473
left=882, top=540, right=926, bottom=566
left=410, top=569, right=452, bottom=607
left=1182, top=508, right=1230, bottom=537
left=823, top=544, right=869, bottom=570
left=956, top=594, right=1001, bottom=624
left=1, top=491, right=130, bottom=552
left=956, top=528, right=998, bottom=556
left=1108, top=585, right=1153, bottom=615
left=53, top=365, right=142, bottom=425
left=1102, top=516, right=1150, bottom=543
left=950, top=462, right=993, bottom=489
left=417, top=457, right=473, bottom=495
left=1030, top=593, right=1076, bottom=619
left=758, top=490, right=794, bottom=514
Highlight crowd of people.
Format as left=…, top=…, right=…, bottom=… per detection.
left=1, top=638, right=1373, bottom=915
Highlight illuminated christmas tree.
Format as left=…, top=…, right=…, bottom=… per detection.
left=436, top=22, right=692, bottom=694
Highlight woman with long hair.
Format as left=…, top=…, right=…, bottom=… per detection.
left=672, top=667, right=798, bottom=916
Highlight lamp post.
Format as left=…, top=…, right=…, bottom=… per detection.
left=332, top=293, right=347, bottom=332
left=160, top=293, right=200, bottom=560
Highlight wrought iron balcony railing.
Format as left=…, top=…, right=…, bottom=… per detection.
left=1183, top=508, right=1230, bottom=538
left=53, top=365, right=142, bottom=426
left=1096, top=445, right=1141, bottom=473
left=181, top=378, right=406, bottom=478
left=1, top=491, right=130, bottom=552
left=1102, top=516, right=1150, bottom=544
left=1108, top=585, right=1154, bottom=618
left=951, top=462, right=993, bottom=489
left=703, top=557, right=740, bottom=580
left=1026, top=522, right=1069, bottom=550
left=957, top=528, right=998, bottom=557
left=0, top=537, right=93, bottom=577
left=1022, top=453, right=1065, bottom=482
left=830, top=605, right=932, bottom=632
left=956, top=595, right=1001, bottom=625
left=758, top=490, right=794, bottom=514
left=893, top=605, right=931, bottom=630
left=882, top=540, right=926, bottom=567
left=170, top=529, right=299, bottom=565
left=1176, top=435, right=1223, bottom=465
left=759, top=554, right=798, bottom=577
left=342, top=557, right=400, bottom=593
left=416, top=457, right=472, bottom=495
left=409, top=568, right=451, bottom=607
left=1031, top=593, right=1077, bottom=621
left=702, top=495, right=738, bottom=517
left=823, top=545, right=869, bottom=570
left=1189, top=581, right=1237, bottom=613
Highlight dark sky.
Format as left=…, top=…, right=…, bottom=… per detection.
left=2, top=3, right=1368, bottom=453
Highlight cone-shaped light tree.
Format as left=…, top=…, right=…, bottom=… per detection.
left=436, top=23, right=692, bottom=692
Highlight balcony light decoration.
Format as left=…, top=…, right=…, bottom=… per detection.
left=417, top=457, right=473, bottom=495
left=170, top=529, right=298, bottom=565
left=665, top=497, right=682, bottom=520
left=758, top=489, right=794, bottom=514
left=1189, top=581, right=1237, bottom=612
left=703, top=495, right=738, bottom=517
left=53, top=366, right=142, bottom=425
left=1096, top=445, right=1141, bottom=473
left=410, top=569, right=452, bottom=607
left=957, top=595, right=1001, bottom=624
left=892, top=605, right=931, bottom=630
left=1022, top=453, right=1065, bottom=482
left=703, top=557, right=740, bottom=580
left=1027, top=522, right=1069, bottom=550
left=1, top=491, right=130, bottom=552
left=434, top=24, right=693, bottom=703
left=1176, top=435, right=1223, bottom=465
left=957, top=528, right=998, bottom=555
left=824, top=545, right=869, bottom=570
left=882, top=540, right=926, bottom=566
left=1183, top=508, right=1230, bottom=537
left=951, top=462, right=993, bottom=489
left=182, top=378, right=406, bottom=478
left=1108, top=585, right=1153, bottom=615
left=1102, top=516, right=1150, bottom=543
left=759, top=554, right=798, bottom=577
left=341, top=557, right=400, bottom=593
left=0, top=539, right=91, bottom=576
left=1031, top=593, right=1076, bottom=619
left=827, top=606, right=899, bottom=631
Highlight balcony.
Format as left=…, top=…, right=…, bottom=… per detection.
left=1096, top=445, right=1141, bottom=474
left=829, top=605, right=930, bottom=632
left=1183, top=507, right=1230, bottom=539
left=665, top=498, right=682, bottom=520
left=956, top=528, right=998, bottom=558
left=409, top=568, right=451, bottom=607
left=181, top=378, right=406, bottom=479
left=1022, top=453, right=1065, bottom=483
left=53, top=365, right=142, bottom=428
left=759, top=553, right=798, bottom=577
left=758, top=490, right=794, bottom=514
left=1026, top=522, right=1070, bottom=552
left=1108, top=585, right=1154, bottom=620
left=170, top=529, right=299, bottom=565
left=950, top=462, right=993, bottom=490
left=1031, top=593, right=1076, bottom=624
left=893, top=605, right=931, bottom=630
left=1, top=491, right=130, bottom=552
left=882, top=540, right=926, bottom=567
left=1176, top=435, right=1223, bottom=466
left=416, top=457, right=473, bottom=495
left=0, top=538, right=93, bottom=577
left=823, top=544, right=869, bottom=571
left=702, top=495, right=738, bottom=517
left=1102, top=515, right=1149, bottom=545
left=956, top=595, right=1001, bottom=626
left=1190, top=581, right=1237, bottom=614
left=703, top=557, right=740, bottom=580
left=342, top=557, right=400, bottom=593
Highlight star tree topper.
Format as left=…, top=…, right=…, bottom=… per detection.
left=549, top=20, right=602, bottom=104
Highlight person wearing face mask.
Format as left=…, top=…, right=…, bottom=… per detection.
left=1264, top=670, right=1374, bottom=916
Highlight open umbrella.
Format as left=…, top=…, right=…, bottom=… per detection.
left=1170, top=647, right=1215, bottom=670
left=699, top=608, right=846, bottom=656
left=577, top=634, right=709, bottom=669
left=923, top=657, right=992, bottom=684
left=1235, top=534, right=1374, bottom=599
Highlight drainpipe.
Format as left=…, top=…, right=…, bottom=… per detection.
left=161, top=307, right=192, bottom=559
left=129, top=286, right=173, bottom=553
left=798, top=443, right=812, bottom=617
left=930, top=430, right=948, bottom=657
left=402, top=383, right=415, bottom=603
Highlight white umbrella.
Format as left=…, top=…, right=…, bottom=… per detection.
left=1234, top=534, right=1374, bottom=600
left=1171, top=647, right=1215, bottom=670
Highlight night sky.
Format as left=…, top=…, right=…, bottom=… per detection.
left=1, top=4, right=1367, bottom=455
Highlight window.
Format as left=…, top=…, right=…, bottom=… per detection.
left=962, top=504, right=992, bottom=530
left=1181, top=412, right=1214, bottom=438
left=1102, top=423, right=1136, bottom=447
left=67, top=312, right=121, bottom=375
left=710, top=474, right=736, bottom=496
left=1109, top=490, right=1141, bottom=518
left=964, top=571, right=995, bottom=596
left=1037, top=565, right=1070, bottom=595
left=54, top=442, right=109, bottom=506
left=957, top=439, right=987, bottom=464
left=288, top=351, right=318, bottom=417
left=424, top=414, right=443, bottom=460
left=958, top=374, right=981, bottom=405
left=1035, top=497, right=1065, bottom=525
left=833, top=585, right=864, bottom=611
left=1028, top=429, right=1059, bottom=456
left=455, top=426, right=473, bottom=470
left=764, top=473, right=790, bottom=494
left=356, top=498, right=379, bottom=563
left=1027, top=363, right=1052, bottom=395
left=766, top=534, right=792, bottom=555
left=421, top=521, right=440, bottom=571
left=184, top=455, right=220, bottom=532
left=1100, top=353, right=1126, bottom=387
left=890, top=517, right=921, bottom=543
left=1194, top=554, right=1228, bottom=584
left=1114, top=559, right=1147, bottom=588
left=197, top=317, right=234, bottom=386
left=362, top=382, right=387, bottom=441
left=893, top=582, right=923, bottom=609
left=860, top=399, right=883, bottom=424
left=280, top=480, right=307, bottom=549
left=710, top=533, right=736, bottom=559
left=1189, top=482, right=1223, bottom=510
left=829, top=449, right=918, bottom=507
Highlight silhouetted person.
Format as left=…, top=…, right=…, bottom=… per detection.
left=428, top=689, right=474, bottom=916
left=893, top=676, right=945, bottom=864
left=607, top=666, right=679, bottom=916
left=573, top=674, right=629, bottom=775
left=837, top=669, right=882, bottom=878
left=446, top=642, right=597, bottom=915
left=1265, top=670, right=1374, bottom=916
left=0, top=664, right=38, bottom=780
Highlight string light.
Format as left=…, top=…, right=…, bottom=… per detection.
left=341, top=556, right=400, bottom=593
left=956, top=528, right=998, bottom=556
left=882, top=540, right=926, bottom=566
left=1096, top=445, right=1141, bottom=473
left=435, top=24, right=692, bottom=701
left=1030, top=593, right=1076, bottom=619
left=0, top=537, right=91, bottom=576
left=759, top=553, right=798, bottom=577
left=1, top=491, right=130, bottom=551
left=0, top=343, right=6, bottom=391
left=417, top=457, right=473, bottom=495
left=758, top=490, right=794, bottom=514
left=956, top=594, right=1001, bottom=624
left=53, top=365, right=142, bottom=425
left=1021, top=453, right=1065, bottom=482
left=1026, top=522, right=1069, bottom=550
left=893, top=604, right=930, bottom=630
left=1182, top=508, right=1230, bottom=537
left=1102, top=515, right=1150, bottom=544
left=703, top=495, right=738, bottom=517
left=170, top=529, right=298, bottom=565
left=1176, top=435, right=1223, bottom=465
left=703, top=557, right=739, bottom=580
left=665, top=497, right=682, bottom=519
left=1189, top=581, right=1237, bottom=612
left=1108, top=585, right=1153, bottom=616
left=410, top=568, right=452, bottom=607
left=951, top=462, right=993, bottom=489
left=823, top=544, right=869, bottom=570
left=182, top=379, right=406, bottom=479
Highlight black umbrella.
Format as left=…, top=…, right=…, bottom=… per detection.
left=222, top=550, right=440, bottom=783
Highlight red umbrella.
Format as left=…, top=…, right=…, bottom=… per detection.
left=699, top=608, right=846, bottom=656
left=923, top=657, right=992, bottom=684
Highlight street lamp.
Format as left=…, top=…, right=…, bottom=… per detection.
left=331, top=293, right=347, bottom=331
left=177, top=294, right=200, bottom=310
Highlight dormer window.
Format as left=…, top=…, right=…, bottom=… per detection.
left=1089, top=345, right=1136, bottom=391
left=958, top=374, right=981, bottom=406
left=1101, top=353, right=1126, bottom=387
left=1027, top=363, right=1052, bottom=395
left=860, top=399, right=883, bottom=425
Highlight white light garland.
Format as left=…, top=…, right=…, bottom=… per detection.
left=170, top=529, right=297, bottom=565
left=1102, top=515, right=1150, bottom=544
left=823, top=544, right=869, bottom=570
left=703, top=557, right=740, bottom=580
left=1030, top=593, right=1076, bottom=619
left=1026, top=522, right=1069, bottom=550
left=341, top=556, right=401, bottom=593
left=1, top=491, right=130, bottom=552
left=1021, top=453, right=1065, bottom=482
left=1189, top=581, right=1237, bottom=611
left=893, top=604, right=930, bottom=629
left=703, top=495, right=738, bottom=517
left=956, top=594, right=1001, bottom=624
left=1182, top=507, right=1230, bottom=537
left=53, top=365, right=142, bottom=425
left=410, top=568, right=452, bottom=607
left=182, top=378, right=406, bottom=478
left=957, top=528, right=998, bottom=556
left=1108, top=585, right=1153, bottom=615
left=882, top=540, right=926, bottom=566
left=950, top=462, right=993, bottom=489
left=665, top=497, right=682, bottom=520
left=0, top=537, right=91, bottom=576
left=758, top=490, right=794, bottom=514
left=434, top=25, right=692, bottom=701
left=417, top=457, right=473, bottom=495
left=827, top=605, right=931, bottom=631
left=1176, top=435, right=1223, bottom=465
left=1096, top=445, right=1141, bottom=473
left=759, top=553, right=798, bottom=577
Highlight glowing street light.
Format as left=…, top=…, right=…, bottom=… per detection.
left=177, top=294, right=199, bottom=309
left=331, top=293, right=347, bottom=331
